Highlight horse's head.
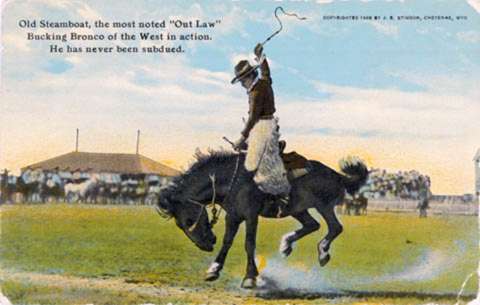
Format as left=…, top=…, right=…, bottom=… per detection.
left=157, top=187, right=216, bottom=252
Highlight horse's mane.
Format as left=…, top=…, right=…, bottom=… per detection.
left=167, top=149, right=238, bottom=193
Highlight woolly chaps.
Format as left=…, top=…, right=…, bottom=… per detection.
left=245, top=119, right=290, bottom=195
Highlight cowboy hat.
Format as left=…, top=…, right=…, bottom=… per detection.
left=231, top=60, right=259, bottom=84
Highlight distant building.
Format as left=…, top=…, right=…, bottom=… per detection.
left=22, top=151, right=180, bottom=180
left=475, top=148, right=480, bottom=199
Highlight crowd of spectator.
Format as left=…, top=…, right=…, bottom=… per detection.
left=360, top=168, right=431, bottom=200
left=0, top=167, right=171, bottom=204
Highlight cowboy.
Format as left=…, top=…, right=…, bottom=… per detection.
left=417, top=176, right=430, bottom=218
left=231, top=43, right=273, bottom=151
left=231, top=43, right=290, bottom=210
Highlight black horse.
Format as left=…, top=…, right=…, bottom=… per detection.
left=157, top=150, right=368, bottom=289
left=16, top=176, right=41, bottom=203
left=343, top=193, right=368, bottom=216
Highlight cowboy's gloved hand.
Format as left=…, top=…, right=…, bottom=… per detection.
left=233, top=135, right=246, bottom=151
left=254, top=43, right=263, bottom=61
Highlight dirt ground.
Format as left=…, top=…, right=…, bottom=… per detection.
left=1, top=268, right=474, bottom=305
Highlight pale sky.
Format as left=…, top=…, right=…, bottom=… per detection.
left=1, top=0, right=479, bottom=195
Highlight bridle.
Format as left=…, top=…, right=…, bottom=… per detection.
left=186, top=154, right=241, bottom=233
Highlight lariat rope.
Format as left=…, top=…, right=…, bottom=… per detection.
left=261, top=6, right=307, bottom=47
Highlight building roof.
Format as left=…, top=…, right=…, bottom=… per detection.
left=474, top=148, right=480, bottom=161
left=22, top=151, right=180, bottom=176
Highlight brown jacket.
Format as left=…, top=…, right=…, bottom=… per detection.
left=241, top=59, right=276, bottom=138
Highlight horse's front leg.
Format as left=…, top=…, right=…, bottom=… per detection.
left=241, top=217, right=259, bottom=289
left=205, top=216, right=240, bottom=281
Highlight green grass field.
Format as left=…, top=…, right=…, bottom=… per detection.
left=0, top=204, right=478, bottom=305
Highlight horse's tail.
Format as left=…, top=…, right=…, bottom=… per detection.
left=338, top=156, right=369, bottom=196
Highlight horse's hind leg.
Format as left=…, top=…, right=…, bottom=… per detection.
left=317, top=200, right=343, bottom=267
left=279, top=210, right=320, bottom=257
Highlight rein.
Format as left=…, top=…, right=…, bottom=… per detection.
left=187, top=154, right=241, bottom=232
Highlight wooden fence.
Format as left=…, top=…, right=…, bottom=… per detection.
left=367, top=199, right=478, bottom=215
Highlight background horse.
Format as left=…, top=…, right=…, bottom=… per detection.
left=343, top=193, right=368, bottom=215
left=157, top=150, right=368, bottom=289
left=64, top=175, right=99, bottom=203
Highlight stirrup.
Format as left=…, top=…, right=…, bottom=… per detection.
left=276, top=195, right=290, bottom=218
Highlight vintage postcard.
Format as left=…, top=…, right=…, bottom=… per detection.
left=0, top=0, right=479, bottom=304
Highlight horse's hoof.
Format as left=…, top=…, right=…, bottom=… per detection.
left=279, top=232, right=295, bottom=257
left=319, top=253, right=330, bottom=267
left=241, top=277, right=256, bottom=289
left=280, top=245, right=293, bottom=257
left=205, top=271, right=219, bottom=281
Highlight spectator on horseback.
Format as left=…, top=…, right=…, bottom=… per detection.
left=0, top=169, right=8, bottom=204
left=231, top=43, right=290, bottom=211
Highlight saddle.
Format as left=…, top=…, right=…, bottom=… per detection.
left=279, top=141, right=310, bottom=180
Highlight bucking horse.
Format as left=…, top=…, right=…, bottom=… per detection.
left=156, top=150, right=368, bottom=289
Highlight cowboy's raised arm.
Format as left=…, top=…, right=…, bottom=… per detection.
left=254, top=43, right=272, bottom=84
left=259, top=56, right=272, bottom=84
